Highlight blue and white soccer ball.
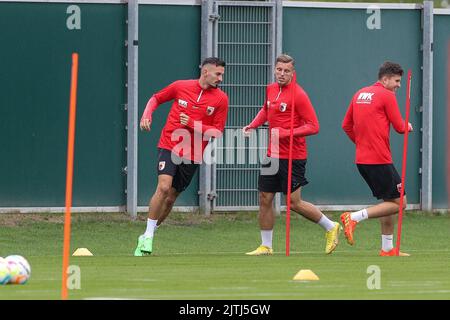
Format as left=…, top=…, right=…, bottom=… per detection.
left=5, top=255, right=31, bottom=285
left=0, top=257, right=11, bottom=285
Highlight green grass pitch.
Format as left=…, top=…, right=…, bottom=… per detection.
left=0, top=211, right=449, bottom=300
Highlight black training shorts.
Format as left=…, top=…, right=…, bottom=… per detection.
left=157, top=148, right=199, bottom=193
left=357, top=163, right=404, bottom=200
left=258, top=158, right=308, bottom=194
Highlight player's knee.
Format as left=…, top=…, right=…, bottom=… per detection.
left=289, top=198, right=296, bottom=209
left=393, top=196, right=407, bottom=210
left=290, top=199, right=303, bottom=213
left=156, top=184, right=171, bottom=197
left=401, top=196, right=407, bottom=209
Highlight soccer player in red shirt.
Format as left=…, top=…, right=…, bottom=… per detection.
left=242, top=54, right=341, bottom=256
left=341, top=61, right=413, bottom=256
left=134, top=57, right=229, bottom=256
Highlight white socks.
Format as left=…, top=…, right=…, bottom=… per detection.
left=382, top=234, right=394, bottom=252
left=144, top=218, right=158, bottom=238
left=318, top=215, right=336, bottom=231
left=261, top=230, right=273, bottom=248
left=351, top=209, right=368, bottom=222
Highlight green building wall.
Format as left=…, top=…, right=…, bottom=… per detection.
left=0, top=2, right=448, bottom=209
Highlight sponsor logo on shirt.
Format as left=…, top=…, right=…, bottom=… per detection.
left=356, top=92, right=375, bottom=104
left=206, top=106, right=215, bottom=115
left=178, top=99, right=188, bottom=108
left=159, top=161, right=166, bottom=171
left=280, top=102, right=287, bottom=112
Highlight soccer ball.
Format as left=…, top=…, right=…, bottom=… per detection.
left=0, top=258, right=11, bottom=285
left=5, top=255, right=31, bottom=285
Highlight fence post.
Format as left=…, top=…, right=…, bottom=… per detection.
left=421, top=0, right=434, bottom=211
left=126, top=0, right=139, bottom=218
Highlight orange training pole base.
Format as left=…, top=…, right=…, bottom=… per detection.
left=395, top=69, right=412, bottom=256
left=61, top=53, right=78, bottom=300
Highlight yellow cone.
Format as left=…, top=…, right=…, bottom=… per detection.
left=72, top=248, right=93, bottom=256
left=293, top=269, right=319, bottom=281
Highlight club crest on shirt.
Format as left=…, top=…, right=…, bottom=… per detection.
left=397, top=183, right=403, bottom=193
left=267, top=101, right=271, bottom=108
left=280, top=102, right=287, bottom=112
left=206, top=106, right=215, bottom=115
left=178, top=99, right=188, bottom=108
left=159, top=161, right=166, bottom=171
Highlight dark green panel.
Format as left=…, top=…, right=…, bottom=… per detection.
left=0, top=3, right=127, bottom=206
left=138, top=5, right=201, bottom=206
left=284, top=8, right=422, bottom=205
left=432, top=14, right=450, bottom=209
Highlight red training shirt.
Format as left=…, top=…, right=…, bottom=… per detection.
left=342, top=82, right=407, bottom=164
left=153, top=79, right=229, bottom=163
left=250, top=81, right=319, bottom=159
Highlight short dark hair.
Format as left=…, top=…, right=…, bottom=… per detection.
left=378, top=61, right=404, bottom=79
left=201, top=57, right=226, bottom=68
left=276, top=54, right=295, bottom=66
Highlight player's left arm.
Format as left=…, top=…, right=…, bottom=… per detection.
left=181, top=95, right=229, bottom=139
left=277, top=90, right=320, bottom=139
left=385, top=93, right=413, bottom=133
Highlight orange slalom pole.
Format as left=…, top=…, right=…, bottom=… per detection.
left=395, top=69, right=412, bottom=256
left=61, top=53, right=78, bottom=300
left=285, top=72, right=297, bottom=256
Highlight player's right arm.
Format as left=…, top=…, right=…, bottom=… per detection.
left=140, top=97, right=159, bottom=131
left=140, top=81, right=179, bottom=131
left=242, top=88, right=269, bottom=137
left=243, top=106, right=268, bottom=137
left=342, top=100, right=356, bottom=143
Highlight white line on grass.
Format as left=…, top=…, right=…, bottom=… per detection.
left=367, top=290, right=450, bottom=295
left=127, top=279, right=159, bottom=282
left=84, top=297, right=143, bottom=300
left=86, top=292, right=313, bottom=299
left=208, top=287, right=251, bottom=290
left=389, top=281, right=447, bottom=287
